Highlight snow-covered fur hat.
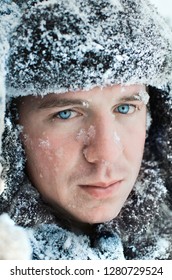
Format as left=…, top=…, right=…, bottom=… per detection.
left=0, top=0, right=172, bottom=260
left=0, top=0, right=20, bottom=194
left=5, top=0, right=172, bottom=97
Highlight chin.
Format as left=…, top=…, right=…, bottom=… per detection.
left=78, top=208, right=120, bottom=224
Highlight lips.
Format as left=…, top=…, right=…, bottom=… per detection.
left=79, top=180, right=122, bottom=199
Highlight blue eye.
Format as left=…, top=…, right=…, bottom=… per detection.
left=56, top=110, right=79, bottom=120
left=57, top=110, right=72, bottom=119
left=116, top=104, right=136, bottom=114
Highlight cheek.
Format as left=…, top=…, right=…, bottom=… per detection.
left=23, top=131, right=80, bottom=178
left=123, top=122, right=146, bottom=166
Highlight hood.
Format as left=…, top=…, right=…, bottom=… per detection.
left=0, top=0, right=172, bottom=260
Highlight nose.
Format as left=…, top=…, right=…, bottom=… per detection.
left=82, top=118, right=124, bottom=165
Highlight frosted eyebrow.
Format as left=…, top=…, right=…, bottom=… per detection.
left=119, top=93, right=146, bottom=102
left=38, top=98, right=89, bottom=109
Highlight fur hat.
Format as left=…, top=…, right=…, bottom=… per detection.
left=5, top=0, right=172, bottom=98
left=0, top=1, right=20, bottom=192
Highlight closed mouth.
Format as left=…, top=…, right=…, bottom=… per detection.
left=79, top=180, right=122, bottom=199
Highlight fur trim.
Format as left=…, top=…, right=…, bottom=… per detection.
left=0, top=213, right=32, bottom=260
left=0, top=0, right=20, bottom=185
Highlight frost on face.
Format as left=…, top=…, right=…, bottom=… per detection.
left=76, top=125, right=96, bottom=145
left=82, top=100, right=89, bottom=108
left=38, top=138, right=50, bottom=148
left=133, top=90, right=150, bottom=105
left=113, top=131, right=121, bottom=145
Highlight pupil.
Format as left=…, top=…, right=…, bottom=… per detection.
left=60, top=110, right=71, bottom=119
left=119, top=105, right=129, bottom=113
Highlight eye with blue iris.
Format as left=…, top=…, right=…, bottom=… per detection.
left=57, top=110, right=78, bottom=119
left=115, top=104, right=136, bottom=114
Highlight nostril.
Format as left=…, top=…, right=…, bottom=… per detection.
left=83, top=148, right=89, bottom=161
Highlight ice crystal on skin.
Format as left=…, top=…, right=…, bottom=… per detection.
left=113, top=131, right=121, bottom=145
left=76, top=125, right=96, bottom=145
left=38, top=138, right=50, bottom=148
left=76, top=129, right=88, bottom=145
left=134, top=90, right=150, bottom=105
left=82, top=101, right=89, bottom=108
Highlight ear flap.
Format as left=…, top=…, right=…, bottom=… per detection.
left=0, top=1, right=21, bottom=195
left=0, top=11, right=6, bottom=195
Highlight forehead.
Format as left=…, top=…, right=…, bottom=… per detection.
left=17, top=84, right=146, bottom=111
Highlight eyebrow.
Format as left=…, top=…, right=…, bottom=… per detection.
left=119, top=94, right=143, bottom=102
left=38, top=93, right=143, bottom=110
left=38, top=98, right=88, bottom=109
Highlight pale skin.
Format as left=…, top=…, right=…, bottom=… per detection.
left=18, top=84, right=147, bottom=226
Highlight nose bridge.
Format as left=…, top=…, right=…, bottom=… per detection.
left=83, top=116, right=123, bottom=164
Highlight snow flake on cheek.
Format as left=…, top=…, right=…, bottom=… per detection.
left=76, top=128, right=87, bottom=144
left=38, top=138, right=50, bottom=148
left=76, top=125, right=96, bottom=145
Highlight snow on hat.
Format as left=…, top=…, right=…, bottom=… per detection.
left=5, top=0, right=172, bottom=98
left=0, top=0, right=20, bottom=193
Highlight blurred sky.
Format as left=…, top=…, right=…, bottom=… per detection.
left=150, top=0, right=172, bottom=24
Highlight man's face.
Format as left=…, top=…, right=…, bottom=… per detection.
left=18, top=84, right=147, bottom=224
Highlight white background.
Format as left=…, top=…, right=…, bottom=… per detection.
left=150, top=0, right=172, bottom=25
